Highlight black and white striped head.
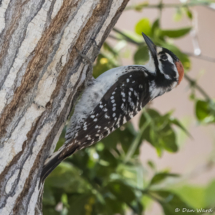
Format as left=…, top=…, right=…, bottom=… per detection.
left=142, top=33, right=184, bottom=90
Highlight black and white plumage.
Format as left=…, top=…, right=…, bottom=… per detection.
left=41, top=33, right=184, bottom=180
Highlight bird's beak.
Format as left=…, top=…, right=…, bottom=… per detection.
left=142, top=32, right=157, bottom=59
left=175, top=60, right=184, bottom=85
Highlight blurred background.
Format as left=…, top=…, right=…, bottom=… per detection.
left=43, top=0, right=215, bottom=214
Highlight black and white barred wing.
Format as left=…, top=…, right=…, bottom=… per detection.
left=41, top=70, right=151, bottom=181
left=65, top=71, right=151, bottom=151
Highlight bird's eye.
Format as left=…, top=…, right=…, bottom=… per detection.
left=160, top=54, right=168, bottom=61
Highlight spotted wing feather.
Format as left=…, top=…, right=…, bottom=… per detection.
left=65, top=71, right=150, bottom=150
left=41, top=71, right=150, bottom=181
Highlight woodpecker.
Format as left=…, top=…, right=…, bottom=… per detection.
left=41, top=33, right=184, bottom=181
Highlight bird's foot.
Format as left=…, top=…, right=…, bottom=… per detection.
left=74, top=46, right=93, bottom=66
left=90, top=37, right=100, bottom=54
left=74, top=46, right=95, bottom=87
left=74, top=37, right=100, bottom=87
left=86, top=77, right=95, bottom=86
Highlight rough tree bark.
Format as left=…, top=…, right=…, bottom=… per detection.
left=0, top=0, right=129, bottom=214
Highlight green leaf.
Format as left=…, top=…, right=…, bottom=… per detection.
left=139, top=109, right=160, bottom=128
left=151, top=19, right=160, bottom=37
left=126, top=121, right=138, bottom=136
left=101, top=122, right=136, bottom=153
left=43, top=207, right=59, bottom=215
left=170, top=118, right=192, bottom=138
left=134, top=45, right=149, bottom=65
left=45, top=162, right=89, bottom=193
left=160, top=27, right=192, bottom=38
left=107, top=180, right=136, bottom=204
left=139, top=109, right=178, bottom=153
left=149, top=173, right=179, bottom=186
left=68, top=193, right=95, bottom=215
left=98, top=148, right=118, bottom=167
left=195, top=100, right=212, bottom=122
left=174, top=8, right=183, bottom=22
left=150, top=190, right=198, bottom=215
left=159, top=126, right=178, bottom=152
left=102, top=196, right=124, bottom=214
left=61, top=193, right=69, bottom=208
left=43, top=186, right=56, bottom=206
left=205, top=179, right=215, bottom=207
left=170, top=185, right=207, bottom=208
left=147, top=160, right=156, bottom=170
left=174, top=7, right=193, bottom=22
left=135, top=18, right=151, bottom=36
left=68, top=149, right=90, bottom=170
left=185, top=7, right=193, bottom=19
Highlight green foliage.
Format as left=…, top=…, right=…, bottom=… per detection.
left=135, top=18, right=151, bottom=36
left=170, top=180, right=215, bottom=209
left=139, top=109, right=180, bottom=155
left=149, top=173, right=179, bottom=186
left=43, top=1, right=215, bottom=214
left=159, top=27, right=192, bottom=38
left=195, top=100, right=215, bottom=123
left=43, top=111, right=191, bottom=214
left=149, top=190, right=198, bottom=215
left=185, top=7, right=193, bottom=20
left=174, top=7, right=193, bottom=21
left=131, top=2, right=149, bottom=12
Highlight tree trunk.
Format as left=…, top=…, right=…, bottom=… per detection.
left=0, top=0, right=129, bottom=214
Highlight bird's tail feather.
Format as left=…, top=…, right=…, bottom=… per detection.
left=40, top=143, right=77, bottom=183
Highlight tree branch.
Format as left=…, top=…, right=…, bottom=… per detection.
left=125, top=2, right=214, bottom=10
left=184, top=74, right=211, bottom=102
left=184, top=52, right=215, bottom=63
left=112, top=28, right=141, bottom=45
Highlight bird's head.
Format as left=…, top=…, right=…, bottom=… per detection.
left=142, top=32, right=184, bottom=90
